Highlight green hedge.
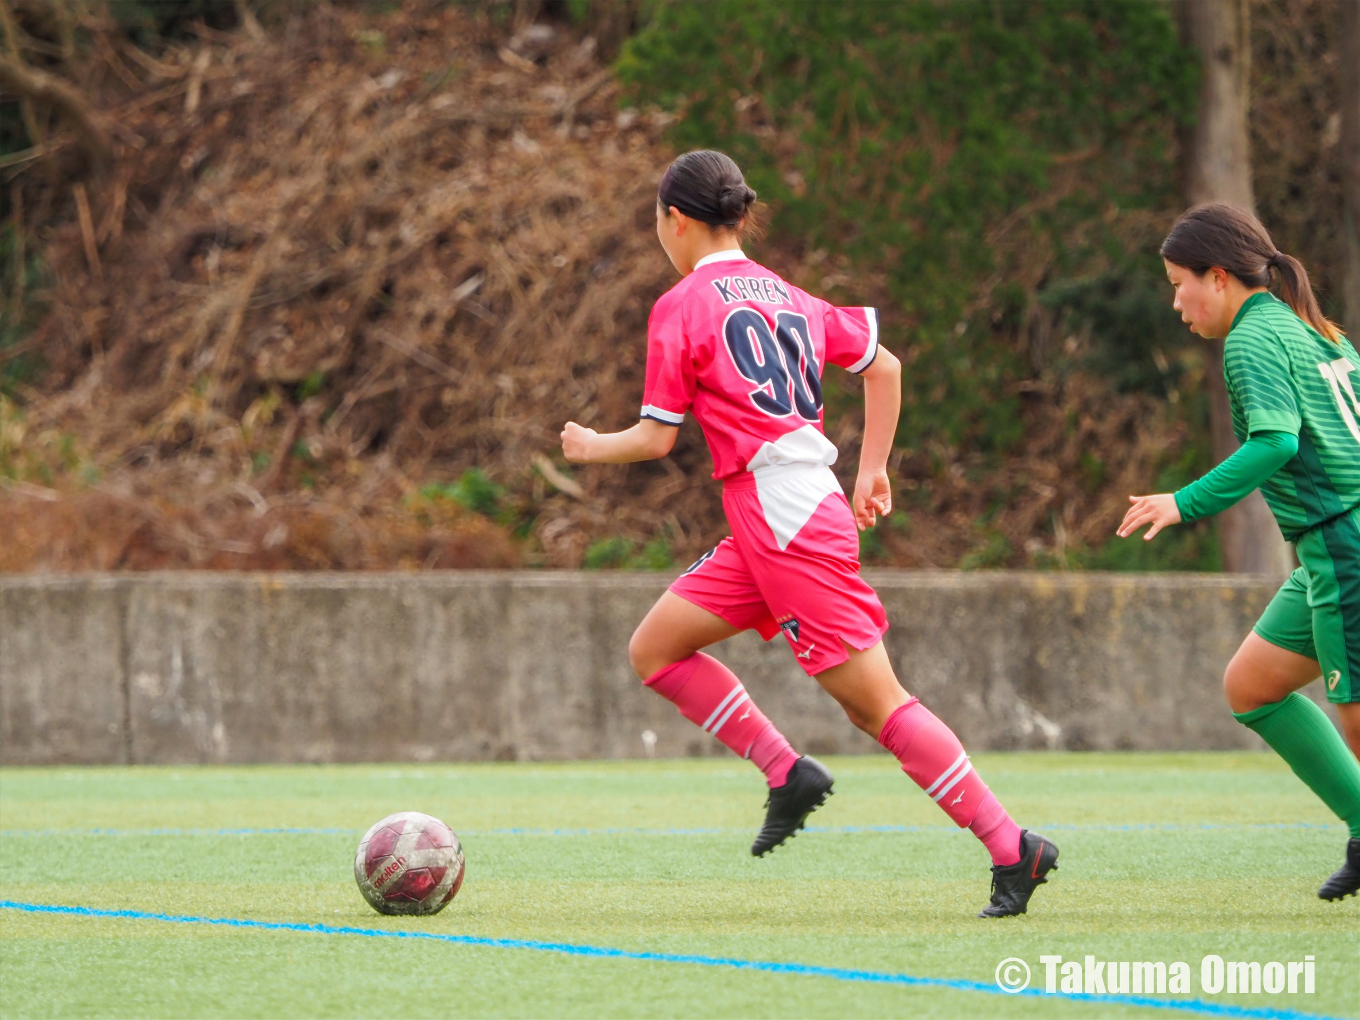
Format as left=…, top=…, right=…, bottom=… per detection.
left=618, top=0, right=1198, bottom=454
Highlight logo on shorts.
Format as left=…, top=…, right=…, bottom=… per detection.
left=778, top=617, right=801, bottom=643
left=1327, top=670, right=1341, bottom=691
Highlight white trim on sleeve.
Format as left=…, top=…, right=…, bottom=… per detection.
left=692, top=249, right=748, bottom=270
left=847, top=307, right=879, bottom=374
left=640, top=404, right=685, bottom=425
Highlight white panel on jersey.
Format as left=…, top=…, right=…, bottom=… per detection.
left=746, top=424, right=838, bottom=472
left=747, top=425, right=843, bottom=550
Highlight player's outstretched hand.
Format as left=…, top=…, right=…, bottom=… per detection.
left=853, top=470, right=892, bottom=532
left=561, top=422, right=597, bottom=463
left=1117, top=493, right=1181, bottom=541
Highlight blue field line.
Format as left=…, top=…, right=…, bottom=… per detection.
left=0, top=821, right=1344, bottom=838
left=0, top=901, right=1341, bottom=1020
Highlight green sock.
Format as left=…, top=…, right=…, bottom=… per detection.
left=1235, top=693, right=1360, bottom=839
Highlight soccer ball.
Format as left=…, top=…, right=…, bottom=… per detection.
left=354, top=811, right=465, bottom=916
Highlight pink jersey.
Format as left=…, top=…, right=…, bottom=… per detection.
left=641, top=249, right=879, bottom=483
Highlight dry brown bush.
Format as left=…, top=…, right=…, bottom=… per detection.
left=6, top=2, right=735, bottom=569
left=6, top=0, right=1337, bottom=573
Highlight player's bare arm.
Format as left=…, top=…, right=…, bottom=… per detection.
left=853, top=347, right=901, bottom=532
left=561, top=418, right=677, bottom=464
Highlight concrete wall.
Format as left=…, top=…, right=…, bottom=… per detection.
left=0, top=571, right=1336, bottom=765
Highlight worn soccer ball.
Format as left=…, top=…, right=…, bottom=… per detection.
left=354, top=811, right=465, bottom=916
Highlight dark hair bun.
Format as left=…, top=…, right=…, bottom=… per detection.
left=658, top=150, right=755, bottom=228
left=717, top=183, right=756, bottom=222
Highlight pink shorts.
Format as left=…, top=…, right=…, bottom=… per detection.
left=670, top=465, right=889, bottom=675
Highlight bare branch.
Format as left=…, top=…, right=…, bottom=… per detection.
left=0, top=54, right=113, bottom=168
left=73, top=182, right=102, bottom=281
left=184, top=49, right=210, bottom=115
left=0, top=0, right=42, bottom=144
left=233, top=0, right=264, bottom=41
left=8, top=181, right=23, bottom=310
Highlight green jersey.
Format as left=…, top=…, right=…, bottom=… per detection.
left=1224, top=292, right=1360, bottom=541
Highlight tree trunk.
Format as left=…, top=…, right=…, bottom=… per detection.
left=1177, top=0, right=1293, bottom=576
left=1179, top=0, right=1254, bottom=210
left=1339, top=0, right=1360, bottom=337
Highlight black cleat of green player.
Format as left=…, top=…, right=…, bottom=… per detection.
left=1318, top=838, right=1360, bottom=901
left=978, top=829, right=1059, bottom=918
left=751, top=756, right=834, bottom=857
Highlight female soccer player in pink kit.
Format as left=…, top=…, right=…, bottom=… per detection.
left=561, top=150, right=1057, bottom=917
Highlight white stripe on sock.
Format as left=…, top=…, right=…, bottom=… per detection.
left=923, top=751, right=969, bottom=797
left=932, top=760, right=972, bottom=803
left=700, top=686, right=745, bottom=733
left=708, top=693, right=750, bottom=736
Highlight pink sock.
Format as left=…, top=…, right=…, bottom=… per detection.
left=877, top=698, right=1022, bottom=866
left=646, top=653, right=799, bottom=788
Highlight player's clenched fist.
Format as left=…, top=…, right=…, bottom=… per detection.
left=853, top=470, right=892, bottom=531
left=561, top=421, right=597, bottom=463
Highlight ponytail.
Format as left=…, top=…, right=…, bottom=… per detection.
left=1269, top=251, right=1343, bottom=343
left=1160, top=204, right=1343, bottom=343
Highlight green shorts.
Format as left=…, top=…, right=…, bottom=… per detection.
left=1254, top=505, right=1360, bottom=704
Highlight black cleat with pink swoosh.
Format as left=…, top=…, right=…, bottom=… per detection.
left=751, top=756, right=834, bottom=857
left=978, top=829, right=1059, bottom=918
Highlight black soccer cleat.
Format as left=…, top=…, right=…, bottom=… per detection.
left=1318, top=838, right=1360, bottom=901
left=978, top=829, right=1059, bottom=918
left=751, top=756, right=834, bottom=857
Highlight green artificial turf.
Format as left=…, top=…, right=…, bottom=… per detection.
left=1, top=753, right=1357, bottom=1018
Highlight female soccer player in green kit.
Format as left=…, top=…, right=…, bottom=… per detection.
left=1119, top=203, right=1360, bottom=902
